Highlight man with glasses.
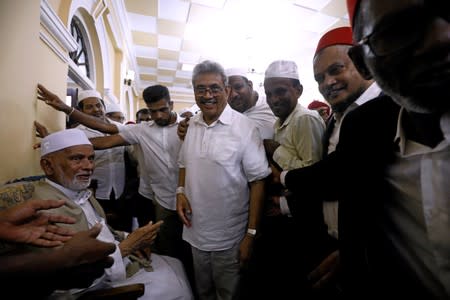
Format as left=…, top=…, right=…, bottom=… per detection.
left=176, top=60, right=271, bottom=300
left=177, top=68, right=276, bottom=141
left=274, top=1, right=449, bottom=298
left=343, top=1, right=449, bottom=298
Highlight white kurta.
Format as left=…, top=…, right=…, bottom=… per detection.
left=119, top=116, right=182, bottom=209
left=273, top=103, right=325, bottom=170
left=77, top=119, right=126, bottom=200
left=384, top=109, right=450, bottom=298
left=46, top=180, right=193, bottom=300
left=178, top=104, right=271, bottom=251
left=244, top=94, right=276, bottom=140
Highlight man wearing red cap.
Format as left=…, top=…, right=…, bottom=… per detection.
left=311, top=25, right=382, bottom=293
left=277, top=1, right=450, bottom=298
left=307, top=100, right=331, bottom=122
left=313, top=26, right=381, bottom=155
left=268, top=26, right=382, bottom=297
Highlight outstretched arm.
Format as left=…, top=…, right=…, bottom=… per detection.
left=89, top=135, right=129, bottom=150
left=0, top=224, right=116, bottom=292
left=37, top=84, right=118, bottom=134
left=0, top=199, right=76, bottom=247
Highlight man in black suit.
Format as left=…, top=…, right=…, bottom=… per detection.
left=269, top=26, right=382, bottom=297
left=272, top=0, right=450, bottom=298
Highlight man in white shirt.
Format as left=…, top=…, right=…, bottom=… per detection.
left=105, top=101, right=126, bottom=124
left=176, top=60, right=271, bottom=300
left=87, top=85, right=187, bottom=264
left=176, top=68, right=276, bottom=141
left=225, top=68, right=276, bottom=140
left=75, top=90, right=131, bottom=231
left=255, top=60, right=327, bottom=299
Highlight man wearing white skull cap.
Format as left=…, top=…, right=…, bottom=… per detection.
left=263, top=59, right=325, bottom=169
left=76, top=90, right=131, bottom=230
left=249, top=60, right=326, bottom=299
left=0, top=128, right=193, bottom=299
left=105, top=101, right=125, bottom=124
left=37, top=85, right=131, bottom=231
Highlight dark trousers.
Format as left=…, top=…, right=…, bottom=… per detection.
left=134, top=193, right=156, bottom=227
left=97, top=190, right=133, bottom=232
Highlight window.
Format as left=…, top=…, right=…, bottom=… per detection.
left=69, top=17, right=90, bottom=78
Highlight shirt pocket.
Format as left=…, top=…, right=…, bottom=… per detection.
left=210, top=136, right=241, bottom=166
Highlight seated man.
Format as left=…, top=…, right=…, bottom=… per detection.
left=0, top=128, right=193, bottom=300
left=0, top=199, right=116, bottom=298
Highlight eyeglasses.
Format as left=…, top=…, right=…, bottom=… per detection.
left=356, top=3, right=450, bottom=57
left=194, top=85, right=224, bottom=96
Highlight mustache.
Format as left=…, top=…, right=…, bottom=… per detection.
left=76, top=171, right=93, bottom=177
left=200, top=98, right=217, bottom=105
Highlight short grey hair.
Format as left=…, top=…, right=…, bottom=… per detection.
left=191, top=60, right=228, bottom=87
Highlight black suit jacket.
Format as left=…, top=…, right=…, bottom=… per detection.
left=284, top=96, right=438, bottom=299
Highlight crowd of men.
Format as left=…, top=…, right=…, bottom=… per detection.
left=0, top=1, right=448, bottom=299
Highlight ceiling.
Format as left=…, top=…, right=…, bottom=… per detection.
left=123, top=0, right=350, bottom=106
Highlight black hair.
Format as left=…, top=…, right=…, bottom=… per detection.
left=135, top=108, right=149, bottom=119
left=142, top=85, right=170, bottom=105
left=77, top=98, right=105, bottom=110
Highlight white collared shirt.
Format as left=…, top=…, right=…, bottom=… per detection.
left=178, top=104, right=271, bottom=251
left=328, top=82, right=382, bottom=153
left=46, top=179, right=126, bottom=284
left=119, top=115, right=182, bottom=209
left=273, top=103, right=325, bottom=170
left=244, top=94, right=276, bottom=139
left=77, top=119, right=126, bottom=200
left=384, top=109, right=450, bottom=298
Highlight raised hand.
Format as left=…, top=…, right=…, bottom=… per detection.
left=119, top=220, right=163, bottom=257
left=34, top=120, right=49, bottom=139
left=177, top=117, right=190, bottom=141
left=51, top=224, right=116, bottom=289
left=61, top=223, right=116, bottom=266
left=0, top=199, right=76, bottom=247
left=37, top=83, right=71, bottom=113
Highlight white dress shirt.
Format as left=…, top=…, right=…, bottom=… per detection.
left=119, top=115, right=182, bottom=209
left=384, top=108, right=450, bottom=298
left=46, top=179, right=194, bottom=299
left=244, top=94, right=276, bottom=139
left=77, top=119, right=126, bottom=200
left=178, top=104, right=271, bottom=251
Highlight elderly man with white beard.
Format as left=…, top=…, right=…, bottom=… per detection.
left=0, top=128, right=193, bottom=299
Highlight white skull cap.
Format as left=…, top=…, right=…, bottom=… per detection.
left=264, top=60, right=299, bottom=80
left=225, top=68, right=248, bottom=78
left=77, top=90, right=102, bottom=105
left=105, top=101, right=122, bottom=113
left=41, top=128, right=92, bottom=157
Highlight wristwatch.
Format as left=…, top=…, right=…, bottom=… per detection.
left=247, top=228, right=257, bottom=236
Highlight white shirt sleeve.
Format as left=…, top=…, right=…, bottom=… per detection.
left=279, top=196, right=292, bottom=216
